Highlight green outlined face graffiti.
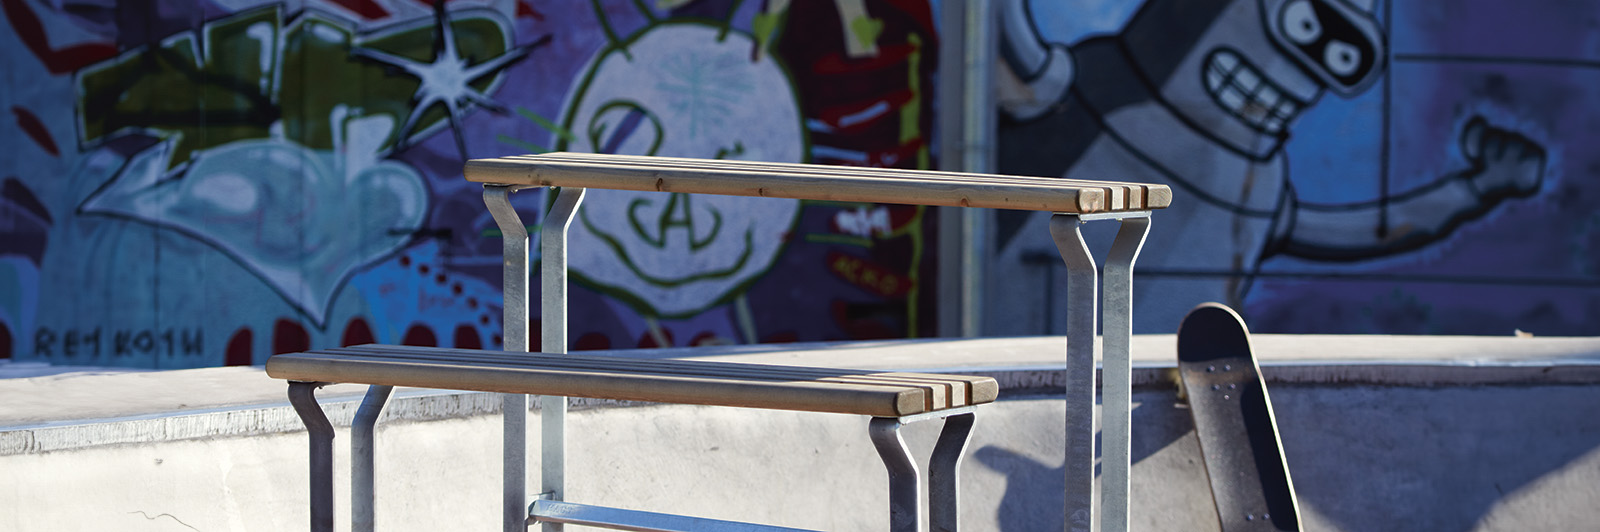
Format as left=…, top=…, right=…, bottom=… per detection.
left=558, top=22, right=804, bottom=318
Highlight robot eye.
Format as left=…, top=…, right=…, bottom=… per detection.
left=1324, top=40, right=1362, bottom=77
left=1282, top=0, right=1322, bottom=45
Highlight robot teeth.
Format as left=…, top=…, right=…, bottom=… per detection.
left=1233, top=67, right=1261, bottom=94
left=1203, top=49, right=1301, bottom=135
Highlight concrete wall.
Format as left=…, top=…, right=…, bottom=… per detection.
left=5, top=385, right=1599, bottom=531
left=5, top=334, right=1600, bottom=531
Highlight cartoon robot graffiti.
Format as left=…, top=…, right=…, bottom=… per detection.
left=991, top=0, right=1547, bottom=332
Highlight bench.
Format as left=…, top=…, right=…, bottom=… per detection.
left=270, top=345, right=995, bottom=531
left=270, top=152, right=1168, bottom=532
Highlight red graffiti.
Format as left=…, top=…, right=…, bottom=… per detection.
left=0, top=320, right=12, bottom=360
left=273, top=319, right=311, bottom=354
left=12, top=107, right=58, bottom=156
left=1, top=0, right=116, bottom=74
left=402, top=323, right=438, bottom=347
left=516, top=1, right=545, bottom=20
left=827, top=252, right=913, bottom=298
left=452, top=324, right=482, bottom=349
left=224, top=327, right=253, bottom=366
left=328, top=0, right=392, bottom=20
left=574, top=332, right=610, bottom=351
left=816, top=89, right=914, bottom=134
left=342, top=317, right=376, bottom=346
left=812, top=43, right=916, bottom=75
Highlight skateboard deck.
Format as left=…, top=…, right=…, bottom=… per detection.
left=1177, top=303, right=1301, bottom=531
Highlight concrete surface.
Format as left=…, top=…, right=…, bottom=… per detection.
left=2, top=335, right=1599, bottom=531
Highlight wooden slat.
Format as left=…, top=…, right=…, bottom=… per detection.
left=318, top=344, right=998, bottom=406
left=315, top=346, right=974, bottom=412
left=463, top=152, right=1170, bottom=214
left=266, top=345, right=998, bottom=417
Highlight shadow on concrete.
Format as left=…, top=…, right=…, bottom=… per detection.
left=974, top=385, right=1600, bottom=531
left=975, top=394, right=1195, bottom=531
left=1275, top=384, right=1600, bottom=532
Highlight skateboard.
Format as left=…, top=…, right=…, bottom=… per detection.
left=1177, top=303, right=1301, bottom=531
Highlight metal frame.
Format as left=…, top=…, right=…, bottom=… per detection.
left=493, top=184, right=982, bottom=532
left=486, top=184, right=586, bottom=532
left=868, top=407, right=977, bottom=532
left=352, top=384, right=393, bottom=532
left=1050, top=212, right=1151, bottom=532
left=287, top=381, right=333, bottom=532
left=279, top=180, right=1051, bottom=532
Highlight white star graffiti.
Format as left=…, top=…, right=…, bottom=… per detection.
left=352, top=2, right=549, bottom=159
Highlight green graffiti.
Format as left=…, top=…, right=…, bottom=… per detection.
left=627, top=193, right=723, bottom=251
left=76, top=7, right=511, bottom=166
left=579, top=209, right=757, bottom=289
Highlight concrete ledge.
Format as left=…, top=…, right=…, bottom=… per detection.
left=2, top=334, right=1597, bottom=455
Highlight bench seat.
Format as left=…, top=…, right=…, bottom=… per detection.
left=267, top=344, right=998, bottom=417
left=465, top=152, right=1170, bottom=213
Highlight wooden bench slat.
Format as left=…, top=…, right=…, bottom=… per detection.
left=317, top=345, right=996, bottom=407
left=520, top=153, right=1161, bottom=200
left=271, top=355, right=925, bottom=416
left=464, top=152, right=1171, bottom=214
left=295, top=349, right=972, bottom=413
left=267, top=345, right=997, bottom=417
left=524, top=154, right=1159, bottom=211
left=309, top=351, right=958, bottom=412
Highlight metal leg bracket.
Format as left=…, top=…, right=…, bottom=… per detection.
left=870, top=406, right=979, bottom=532
left=1050, top=212, right=1151, bottom=532
left=288, top=381, right=334, bottom=532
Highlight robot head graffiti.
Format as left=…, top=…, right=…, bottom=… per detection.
left=1259, top=0, right=1385, bottom=95
left=1119, top=0, right=1385, bottom=156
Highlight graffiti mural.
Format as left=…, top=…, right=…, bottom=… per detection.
left=1, top=0, right=941, bottom=366
left=991, top=0, right=1592, bottom=335
left=8, top=0, right=1590, bottom=367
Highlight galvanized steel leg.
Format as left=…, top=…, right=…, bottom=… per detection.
left=352, top=384, right=393, bottom=532
left=288, top=381, right=334, bottom=532
left=1101, top=216, right=1149, bottom=532
left=543, top=187, right=586, bottom=530
left=486, top=185, right=532, bottom=532
left=870, top=417, right=922, bottom=532
left=929, top=412, right=976, bottom=532
left=1050, top=214, right=1098, bottom=532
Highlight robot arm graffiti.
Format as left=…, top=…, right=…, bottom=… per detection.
left=1277, top=116, right=1547, bottom=261
left=996, top=0, right=1075, bottom=121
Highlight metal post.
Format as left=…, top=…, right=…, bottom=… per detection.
left=869, top=417, right=922, bottom=532
left=929, top=412, right=976, bottom=532
left=288, top=381, right=334, bottom=532
left=1101, top=216, right=1150, bottom=532
left=485, top=185, right=531, bottom=532
left=352, top=384, right=394, bottom=532
left=937, top=0, right=996, bottom=338
left=1050, top=214, right=1097, bottom=532
left=540, top=187, right=585, bottom=531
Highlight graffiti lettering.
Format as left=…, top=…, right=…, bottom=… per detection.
left=33, top=327, right=202, bottom=358
left=419, top=290, right=460, bottom=312
left=828, top=252, right=911, bottom=298
left=33, top=328, right=55, bottom=357
left=63, top=328, right=101, bottom=358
